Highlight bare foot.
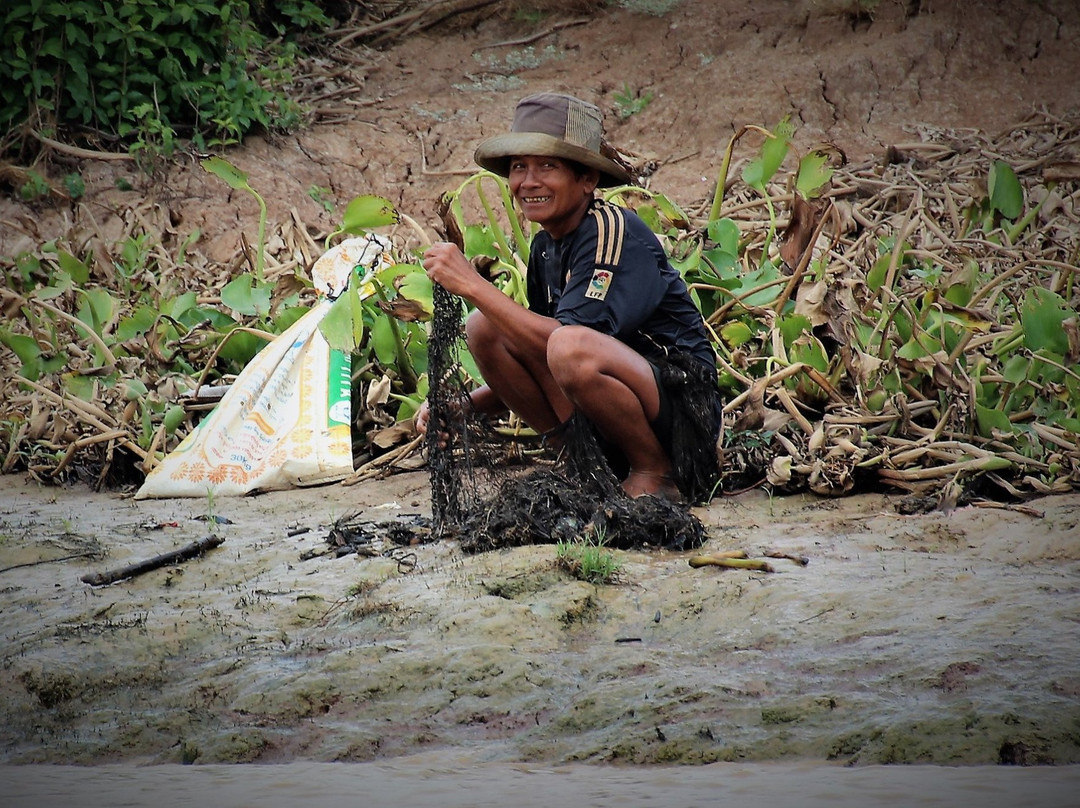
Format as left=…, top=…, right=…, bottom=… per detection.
left=622, top=470, right=681, bottom=500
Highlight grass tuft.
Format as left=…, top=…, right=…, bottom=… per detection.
left=555, top=526, right=622, bottom=585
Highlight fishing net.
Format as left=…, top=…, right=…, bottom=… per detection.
left=425, top=284, right=707, bottom=553
left=424, top=283, right=492, bottom=535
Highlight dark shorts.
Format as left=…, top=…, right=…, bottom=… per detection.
left=648, top=361, right=675, bottom=451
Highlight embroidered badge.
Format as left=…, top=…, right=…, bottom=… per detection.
left=584, top=269, right=613, bottom=300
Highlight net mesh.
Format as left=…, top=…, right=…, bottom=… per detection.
left=426, top=283, right=707, bottom=553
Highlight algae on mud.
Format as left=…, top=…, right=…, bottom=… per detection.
left=1, top=473, right=1078, bottom=767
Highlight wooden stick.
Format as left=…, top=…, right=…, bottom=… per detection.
left=474, top=17, right=588, bottom=50
left=969, top=500, right=1045, bottom=518
left=688, top=555, right=774, bottom=572
left=333, top=0, right=501, bottom=47
left=774, top=385, right=814, bottom=435
left=80, top=535, right=225, bottom=587
left=878, top=455, right=1012, bottom=482
left=27, top=128, right=134, bottom=162
left=764, top=550, right=810, bottom=566
left=341, top=435, right=423, bottom=485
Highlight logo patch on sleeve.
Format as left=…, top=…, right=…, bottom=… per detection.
left=584, top=269, right=613, bottom=300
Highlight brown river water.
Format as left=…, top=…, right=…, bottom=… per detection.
left=3, top=755, right=1079, bottom=807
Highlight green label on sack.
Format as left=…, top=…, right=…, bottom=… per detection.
left=327, top=348, right=351, bottom=426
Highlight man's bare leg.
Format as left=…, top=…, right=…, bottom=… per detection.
left=546, top=325, right=680, bottom=499
left=465, top=310, right=573, bottom=434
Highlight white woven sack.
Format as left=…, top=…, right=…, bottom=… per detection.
left=135, top=235, right=390, bottom=499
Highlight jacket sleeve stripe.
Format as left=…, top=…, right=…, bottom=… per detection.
left=592, top=204, right=625, bottom=267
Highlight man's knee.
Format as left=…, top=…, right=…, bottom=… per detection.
left=548, top=325, right=601, bottom=384
left=465, top=309, right=500, bottom=354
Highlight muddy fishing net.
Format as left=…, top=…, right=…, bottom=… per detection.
left=425, top=283, right=708, bottom=553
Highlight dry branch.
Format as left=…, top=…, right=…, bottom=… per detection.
left=80, top=535, right=225, bottom=587
left=332, top=0, right=502, bottom=48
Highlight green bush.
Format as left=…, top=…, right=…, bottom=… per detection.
left=0, top=0, right=330, bottom=157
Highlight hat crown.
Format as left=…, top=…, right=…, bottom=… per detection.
left=511, top=93, right=603, bottom=153
left=473, top=92, right=632, bottom=187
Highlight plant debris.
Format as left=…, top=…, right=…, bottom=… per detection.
left=311, top=511, right=432, bottom=567
left=1, top=112, right=1077, bottom=509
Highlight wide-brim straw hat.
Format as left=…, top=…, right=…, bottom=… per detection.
left=474, top=93, right=632, bottom=187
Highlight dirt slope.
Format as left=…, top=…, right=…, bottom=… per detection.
left=3, top=0, right=1079, bottom=261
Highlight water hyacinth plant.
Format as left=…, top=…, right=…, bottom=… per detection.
left=1, top=113, right=1077, bottom=502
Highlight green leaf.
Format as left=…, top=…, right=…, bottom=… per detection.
left=201, top=156, right=250, bottom=191
left=369, top=313, right=397, bottom=367
left=1021, top=288, right=1070, bottom=354
left=650, top=192, right=690, bottom=229
left=319, top=287, right=365, bottom=353
left=339, top=194, right=399, bottom=234
left=942, top=259, right=976, bottom=306
left=635, top=202, right=664, bottom=234
left=866, top=253, right=891, bottom=293
left=163, top=404, right=187, bottom=434
left=216, top=330, right=263, bottom=369
left=272, top=304, right=308, bottom=333
left=62, top=372, right=98, bottom=402
left=701, top=218, right=740, bottom=281
left=463, top=223, right=499, bottom=259
left=458, top=344, right=482, bottom=385
left=892, top=307, right=913, bottom=344
left=57, top=250, right=90, bottom=283
left=778, top=314, right=812, bottom=348
left=706, top=217, right=741, bottom=254
left=77, top=287, right=117, bottom=332
left=33, top=270, right=74, bottom=300
left=795, top=150, right=833, bottom=199
left=404, top=321, right=428, bottom=375
left=1000, top=354, right=1030, bottom=386
left=220, top=274, right=270, bottom=317
left=700, top=247, right=738, bottom=280
left=720, top=320, right=754, bottom=348
left=737, top=261, right=784, bottom=307
left=394, top=270, right=434, bottom=318
left=790, top=334, right=829, bottom=373
left=988, top=160, right=1023, bottom=220
left=120, top=377, right=148, bottom=400
left=975, top=402, right=1015, bottom=437
left=221, top=275, right=257, bottom=316
left=250, top=282, right=272, bottom=318
left=0, top=329, right=42, bottom=380
left=390, top=373, right=429, bottom=421
left=116, top=305, right=160, bottom=341
left=896, top=334, right=942, bottom=360
left=742, top=117, right=793, bottom=190
left=669, top=241, right=703, bottom=279
left=165, top=291, right=197, bottom=320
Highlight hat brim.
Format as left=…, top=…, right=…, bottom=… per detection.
left=474, top=132, right=631, bottom=187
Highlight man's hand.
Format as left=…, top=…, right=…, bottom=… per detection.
left=413, top=399, right=453, bottom=450
left=413, top=400, right=432, bottom=436
left=422, top=242, right=481, bottom=300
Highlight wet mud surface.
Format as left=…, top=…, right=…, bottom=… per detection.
left=2, top=473, right=1078, bottom=767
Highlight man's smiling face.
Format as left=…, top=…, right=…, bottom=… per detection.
left=508, top=155, right=599, bottom=239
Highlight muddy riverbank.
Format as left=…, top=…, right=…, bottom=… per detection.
left=2, top=472, right=1078, bottom=769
